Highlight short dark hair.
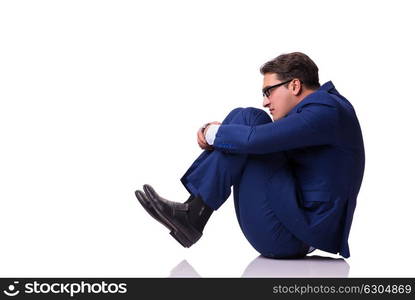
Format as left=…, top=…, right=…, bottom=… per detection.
left=260, top=52, right=320, bottom=89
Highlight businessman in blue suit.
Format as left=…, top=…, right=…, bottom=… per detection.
left=135, top=52, right=365, bottom=258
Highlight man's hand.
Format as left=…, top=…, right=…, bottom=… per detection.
left=197, top=121, right=221, bottom=150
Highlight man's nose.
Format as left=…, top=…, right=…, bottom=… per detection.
left=263, top=96, right=270, bottom=107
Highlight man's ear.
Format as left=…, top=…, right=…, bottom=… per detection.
left=291, top=79, right=302, bottom=96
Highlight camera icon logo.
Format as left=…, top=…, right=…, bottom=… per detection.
left=3, top=281, right=20, bottom=297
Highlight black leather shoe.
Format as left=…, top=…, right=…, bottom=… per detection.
left=135, top=189, right=190, bottom=247
left=135, top=190, right=159, bottom=222
left=143, top=184, right=202, bottom=248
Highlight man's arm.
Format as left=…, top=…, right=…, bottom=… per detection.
left=211, top=103, right=339, bottom=154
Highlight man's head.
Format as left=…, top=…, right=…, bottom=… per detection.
left=260, top=52, right=320, bottom=121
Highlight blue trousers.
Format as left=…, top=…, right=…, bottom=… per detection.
left=181, top=107, right=310, bottom=258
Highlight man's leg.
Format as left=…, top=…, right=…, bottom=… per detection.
left=180, top=107, right=271, bottom=210
left=137, top=107, right=309, bottom=256
left=236, top=153, right=310, bottom=258
left=181, top=107, right=309, bottom=257
left=136, top=107, right=271, bottom=247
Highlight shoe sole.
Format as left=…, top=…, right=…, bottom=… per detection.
left=135, top=190, right=196, bottom=247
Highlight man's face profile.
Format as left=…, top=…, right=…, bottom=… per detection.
left=262, top=73, right=296, bottom=121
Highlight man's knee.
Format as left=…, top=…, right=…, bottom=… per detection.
left=241, top=107, right=271, bottom=126
left=222, top=107, right=244, bottom=124
left=224, top=107, right=272, bottom=126
left=229, top=107, right=245, bottom=115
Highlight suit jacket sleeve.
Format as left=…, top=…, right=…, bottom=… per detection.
left=213, top=103, right=339, bottom=154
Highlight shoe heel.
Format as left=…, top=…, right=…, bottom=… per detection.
left=183, top=226, right=203, bottom=244
left=170, top=230, right=193, bottom=248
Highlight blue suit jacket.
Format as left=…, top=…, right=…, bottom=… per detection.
left=213, top=81, right=365, bottom=257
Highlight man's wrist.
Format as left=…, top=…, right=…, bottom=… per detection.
left=205, top=124, right=220, bottom=145
left=201, top=123, right=211, bottom=135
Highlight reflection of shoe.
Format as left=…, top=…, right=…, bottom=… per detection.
left=141, top=184, right=212, bottom=248
left=169, top=260, right=201, bottom=278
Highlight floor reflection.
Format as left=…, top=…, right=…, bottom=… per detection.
left=169, top=255, right=349, bottom=278
left=169, top=260, right=201, bottom=277
left=242, top=255, right=349, bottom=277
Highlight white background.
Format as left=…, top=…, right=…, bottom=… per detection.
left=1, top=0, right=414, bottom=277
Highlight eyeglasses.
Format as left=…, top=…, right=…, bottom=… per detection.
left=262, top=79, right=293, bottom=98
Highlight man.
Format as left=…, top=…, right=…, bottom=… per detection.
left=135, top=52, right=365, bottom=258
